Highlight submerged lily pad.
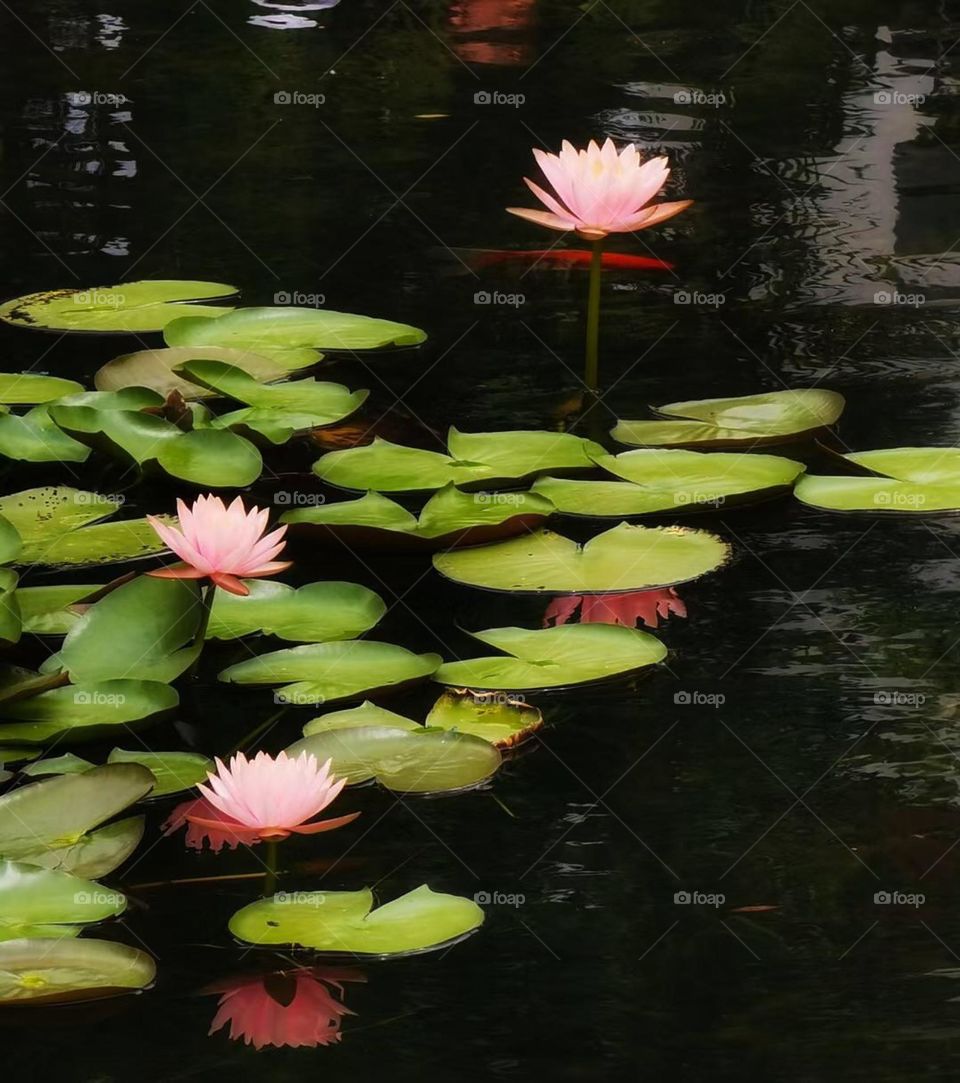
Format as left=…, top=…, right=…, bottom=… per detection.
left=165, top=306, right=426, bottom=352
left=435, top=623, right=666, bottom=691
left=219, top=642, right=443, bottom=706
left=0, top=373, right=84, bottom=405
left=0, top=861, right=125, bottom=941
left=0, top=281, right=237, bottom=334
left=433, top=522, right=730, bottom=594
left=0, top=937, right=155, bottom=1004
left=612, top=389, right=845, bottom=448
left=229, top=885, right=483, bottom=956
left=208, top=580, right=385, bottom=642
left=313, top=429, right=603, bottom=494
left=282, top=485, right=555, bottom=551
left=795, top=447, right=960, bottom=514
left=0, top=764, right=152, bottom=876
left=107, top=749, right=212, bottom=797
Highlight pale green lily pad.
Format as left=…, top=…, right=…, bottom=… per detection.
left=0, top=937, right=156, bottom=1004
left=612, top=389, right=845, bottom=447
left=302, top=701, right=420, bottom=735
left=435, top=623, right=667, bottom=691
left=314, top=429, right=604, bottom=494
left=0, top=680, right=179, bottom=745
left=287, top=726, right=501, bottom=794
left=23, top=518, right=170, bottom=569
left=0, top=487, right=120, bottom=542
left=425, top=689, right=543, bottom=748
left=208, top=580, right=385, bottom=643
left=95, top=345, right=320, bottom=398
left=0, top=407, right=91, bottom=463
left=0, top=374, right=84, bottom=405
left=154, top=427, right=263, bottom=487
left=165, top=306, right=426, bottom=352
left=229, top=884, right=483, bottom=957
left=0, top=747, right=41, bottom=766
left=282, top=485, right=554, bottom=551
left=433, top=522, right=730, bottom=594
left=107, top=749, right=211, bottom=797
left=219, top=642, right=443, bottom=706
left=0, top=861, right=125, bottom=942
left=21, top=754, right=93, bottom=777
left=15, top=585, right=92, bottom=636
left=0, top=281, right=237, bottom=334
left=0, top=517, right=20, bottom=565
left=0, top=571, right=20, bottom=649
left=0, top=764, right=153, bottom=875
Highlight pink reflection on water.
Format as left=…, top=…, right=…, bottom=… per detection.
left=543, top=588, right=687, bottom=630
left=449, top=0, right=536, bottom=65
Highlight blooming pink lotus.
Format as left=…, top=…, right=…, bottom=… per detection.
left=147, top=494, right=291, bottom=597
left=544, top=588, right=687, bottom=630
left=507, top=138, right=692, bottom=240
left=185, top=750, right=358, bottom=845
left=207, top=968, right=361, bottom=1050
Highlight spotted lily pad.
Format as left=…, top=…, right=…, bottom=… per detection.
left=0, top=861, right=126, bottom=942
left=229, top=885, right=483, bottom=957
left=313, top=429, right=604, bottom=494
left=0, top=374, right=84, bottom=405
left=0, top=937, right=156, bottom=1004
left=434, top=623, right=667, bottom=691
left=219, top=642, right=443, bottom=706
left=165, top=306, right=426, bottom=352
left=0, top=281, right=238, bottom=334
left=433, top=522, right=730, bottom=594
left=107, top=749, right=212, bottom=797
left=208, top=580, right=385, bottom=642
left=612, top=389, right=845, bottom=448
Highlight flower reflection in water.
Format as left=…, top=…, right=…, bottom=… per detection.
left=543, top=587, right=686, bottom=630
left=449, top=0, right=536, bottom=66
left=208, top=967, right=363, bottom=1051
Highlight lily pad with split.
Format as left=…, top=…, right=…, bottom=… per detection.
left=433, top=522, right=730, bottom=594
left=435, top=623, right=667, bottom=691
left=0, top=860, right=125, bottom=941
left=0, top=281, right=238, bottom=334
left=0, top=937, right=155, bottom=1004
left=218, top=641, right=443, bottom=706
left=612, top=389, right=845, bottom=448
left=229, top=884, right=483, bottom=956
left=282, top=485, right=554, bottom=551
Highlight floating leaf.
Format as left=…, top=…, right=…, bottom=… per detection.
left=612, top=389, right=845, bottom=447
left=425, top=690, right=543, bottom=747
left=287, top=726, right=500, bottom=795
left=0, top=518, right=20, bottom=566
left=314, top=429, right=603, bottom=494
left=282, top=485, right=554, bottom=551
left=0, top=860, right=125, bottom=941
left=219, top=642, right=443, bottom=706
left=434, top=624, right=666, bottom=691
left=0, top=281, right=237, bottom=334
left=0, top=571, right=19, bottom=649
left=208, top=580, right=385, bottom=643
left=154, top=428, right=263, bottom=487
left=107, top=749, right=211, bottom=797
left=0, top=407, right=91, bottom=463
left=165, top=306, right=426, bottom=352
left=229, top=885, right=483, bottom=956
left=0, top=937, right=155, bottom=1004
left=15, top=585, right=91, bottom=636
left=302, top=701, right=420, bottom=735
left=21, top=754, right=93, bottom=777
left=433, top=522, right=730, bottom=594
left=0, top=373, right=84, bottom=405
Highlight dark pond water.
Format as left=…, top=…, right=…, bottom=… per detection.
left=5, top=0, right=960, bottom=1078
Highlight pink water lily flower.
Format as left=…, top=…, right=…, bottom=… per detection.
left=507, top=138, right=692, bottom=240
left=186, top=750, right=358, bottom=844
left=147, top=494, right=291, bottom=597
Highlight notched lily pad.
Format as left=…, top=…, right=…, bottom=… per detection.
left=0, top=937, right=155, bottom=1004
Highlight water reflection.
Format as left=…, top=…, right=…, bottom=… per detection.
left=449, top=0, right=536, bottom=66
left=248, top=0, right=339, bottom=31
left=543, top=587, right=686, bottom=629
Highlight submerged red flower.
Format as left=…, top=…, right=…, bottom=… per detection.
left=543, top=588, right=687, bottom=630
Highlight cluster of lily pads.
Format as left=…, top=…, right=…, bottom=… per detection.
left=0, top=278, right=949, bottom=1012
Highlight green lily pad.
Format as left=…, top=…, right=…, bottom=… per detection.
left=208, top=580, right=385, bottom=643
left=15, top=585, right=93, bottom=636
left=165, top=306, right=426, bottom=352
left=313, top=429, right=604, bottom=494
left=154, top=427, right=263, bottom=487
left=0, top=571, right=20, bottom=649
left=219, top=642, right=443, bottom=706
left=0, top=281, right=238, bottom=334
left=282, top=485, right=555, bottom=551
left=795, top=447, right=960, bottom=514
left=435, top=623, right=667, bottom=691
left=287, top=725, right=501, bottom=795
left=21, top=754, right=94, bottom=777
left=424, top=689, right=543, bottom=748
left=0, top=680, right=179, bottom=745
left=0, top=408, right=91, bottom=463
left=0, top=764, right=152, bottom=875
left=107, top=749, right=211, bottom=797
left=95, top=346, right=320, bottom=398
left=612, top=389, right=845, bottom=448
left=229, top=884, right=483, bottom=957
left=0, top=374, right=84, bottom=405
left=433, top=522, right=730, bottom=595
left=0, top=937, right=156, bottom=1004
left=48, top=576, right=202, bottom=683
left=0, top=861, right=125, bottom=941
left=24, top=518, right=170, bottom=569
left=302, top=701, right=421, bottom=735
left=0, top=518, right=20, bottom=566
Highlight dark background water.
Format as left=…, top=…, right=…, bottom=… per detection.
left=4, top=0, right=960, bottom=1078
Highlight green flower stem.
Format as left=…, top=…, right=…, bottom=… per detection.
left=186, top=583, right=216, bottom=678
left=584, top=238, right=604, bottom=391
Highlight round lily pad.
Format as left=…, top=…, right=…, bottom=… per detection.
left=0, top=281, right=238, bottom=334
left=433, top=522, right=730, bottom=595
left=612, top=388, right=845, bottom=447
left=0, top=861, right=125, bottom=942
left=434, top=623, right=667, bottom=691
left=228, top=884, right=483, bottom=957
left=0, top=937, right=156, bottom=1004
left=154, top=427, right=263, bottom=488
left=0, top=373, right=84, bottom=405
left=219, top=642, right=442, bottom=706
